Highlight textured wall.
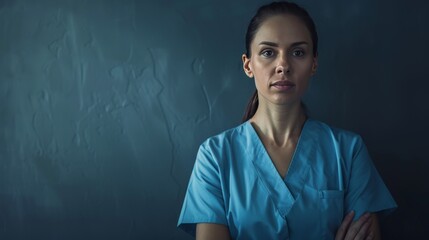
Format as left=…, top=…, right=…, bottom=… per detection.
left=0, top=0, right=428, bottom=239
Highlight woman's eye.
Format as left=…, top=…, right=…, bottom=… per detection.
left=261, top=50, right=274, bottom=57
left=292, top=50, right=305, bottom=57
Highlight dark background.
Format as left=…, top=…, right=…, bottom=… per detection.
left=0, top=0, right=428, bottom=239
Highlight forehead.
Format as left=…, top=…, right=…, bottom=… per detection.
left=252, top=14, right=312, bottom=46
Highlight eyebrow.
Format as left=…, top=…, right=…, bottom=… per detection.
left=258, top=41, right=309, bottom=47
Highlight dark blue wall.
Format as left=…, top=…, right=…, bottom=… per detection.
left=0, top=0, right=428, bottom=239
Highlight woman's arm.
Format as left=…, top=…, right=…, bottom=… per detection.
left=196, top=223, right=232, bottom=240
left=336, top=212, right=381, bottom=240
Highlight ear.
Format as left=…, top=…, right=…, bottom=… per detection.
left=310, top=55, right=318, bottom=76
left=242, top=54, right=253, bottom=78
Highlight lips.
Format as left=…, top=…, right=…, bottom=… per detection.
left=271, top=80, right=295, bottom=88
left=272, top=80, right=295, bottom=86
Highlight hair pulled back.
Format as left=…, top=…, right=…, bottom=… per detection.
left=242, top=1, right=318, bottom=122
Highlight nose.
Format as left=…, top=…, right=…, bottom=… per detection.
left=276, top=54, right=290, bottom=74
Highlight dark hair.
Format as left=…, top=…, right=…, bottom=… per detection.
left=242, top=1, right=318, bottom=122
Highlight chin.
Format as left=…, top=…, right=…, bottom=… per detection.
left=271, top=98, right=301, bottom=106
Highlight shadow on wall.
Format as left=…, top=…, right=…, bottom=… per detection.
left=374, top=152, right=429, bottom=239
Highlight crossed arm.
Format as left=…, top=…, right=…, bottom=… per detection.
left=335, top=211, right=380, bottom=240
left=196, top=212, right=380, bottom=240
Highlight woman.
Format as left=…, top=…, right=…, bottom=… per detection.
left=178, top=1, right=396, bottom=239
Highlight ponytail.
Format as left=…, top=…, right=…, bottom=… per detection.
left=242, top=90, right=259, bottom=122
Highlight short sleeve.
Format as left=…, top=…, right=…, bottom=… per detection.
left=177, top=143, right=228, bottom=236
left=344, top=137, right=397, bottom=220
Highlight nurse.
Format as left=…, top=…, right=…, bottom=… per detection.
left=178, top=1, right=396, bottom=239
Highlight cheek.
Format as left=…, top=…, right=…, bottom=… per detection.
left=252, top=60, right=272, bottom=78
left=294, top=60, right=314, bottom=75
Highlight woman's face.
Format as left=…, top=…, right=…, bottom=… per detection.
left=242, top=14, right=318, bottom=107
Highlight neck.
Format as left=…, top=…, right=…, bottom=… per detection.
left=250, top=99, right=306, bottom=147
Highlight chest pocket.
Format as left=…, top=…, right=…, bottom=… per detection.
left=319, top=190, right=344, bottom=239
left=286, top=185, right=344, bottom=239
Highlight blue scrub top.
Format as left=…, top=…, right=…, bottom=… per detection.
left=177, top=119, right=397, bottom=239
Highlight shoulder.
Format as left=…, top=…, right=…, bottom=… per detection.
left=200, top=122, right=248, bottom=152
left=308, top=119, right=364, bottom=145
left=195, top=122, right=251, bottom=171
left=306, top=119, right=366, bottom=159
left=306, top=119, right=376, bottom=184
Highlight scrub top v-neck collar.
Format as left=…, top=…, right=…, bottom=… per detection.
left=244, top=119, right=315, bottom=218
